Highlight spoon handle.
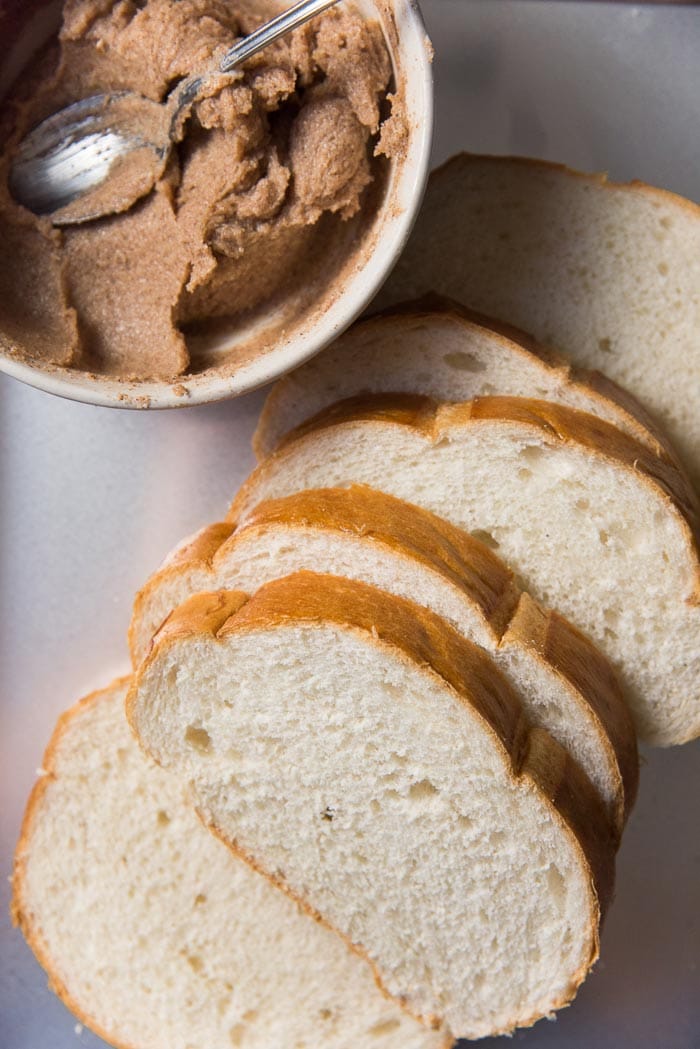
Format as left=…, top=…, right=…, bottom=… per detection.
left=219, top=0, right=342, bottom=73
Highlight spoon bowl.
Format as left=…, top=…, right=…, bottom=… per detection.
left=8, top=0, right=340, bottom=224
left=8, top=92, right=171, bottom=222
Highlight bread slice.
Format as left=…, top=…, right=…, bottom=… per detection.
left=254, top=297, right=675, bottom=464
left=372, top=154, right=700, bottom=486
left=12, top=677, right=447, bottom=1049
left=229, top=395, right=700, bottom=746
left=127, top=575, right=616, bottom=1041
left=129, top=486, right=638, bottom=837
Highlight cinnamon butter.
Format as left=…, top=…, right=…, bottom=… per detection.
left=0, top=0, right=401, bottom=382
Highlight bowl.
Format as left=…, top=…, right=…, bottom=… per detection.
left=0, top=0, right=433, bottom=408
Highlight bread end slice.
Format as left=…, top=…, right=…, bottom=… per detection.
left=14, top=675, right=450, bottom=1049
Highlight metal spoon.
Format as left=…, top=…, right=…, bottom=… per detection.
left=8, top=0, right=341, bottom=225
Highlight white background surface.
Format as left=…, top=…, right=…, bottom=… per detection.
left=2, top=2, right=700, bottom=1047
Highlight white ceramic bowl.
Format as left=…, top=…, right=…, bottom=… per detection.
left=0, top=0, right=433, bottom=408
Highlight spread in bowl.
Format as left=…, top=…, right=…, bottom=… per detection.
left=0, top=0, right=432, bottom=405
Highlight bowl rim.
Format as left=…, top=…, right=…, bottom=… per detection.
left=0, top=0, right=434, bottom=410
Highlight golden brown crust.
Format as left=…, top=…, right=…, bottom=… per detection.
left=237, top=485, right=520, bottom=642
left=160, top=521, right=236, bottom=571
left=235, top=392, right=700, bottom=602
left=128, top=522, right=235, bottom=665
left=149, top=588, right=249, bottom=651
left=11, top=677, right=141, bottom=1049
left=504, top=593, right=639, bottom=830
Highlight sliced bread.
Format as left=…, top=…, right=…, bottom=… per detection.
left=129, top=486, right=638, bottom=837
left=254, top=297, right=675, bottom=464
left=127, top=576, right=616, bottom=1041
left=12, top=677, right=446, bottom=1049
left=372, top=154, right=700, bottom=486
left=229, top=395, right=700, bottom=746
